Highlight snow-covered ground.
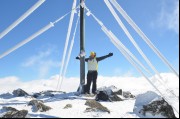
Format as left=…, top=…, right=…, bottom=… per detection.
left=0, top=73, right=179, bottom=118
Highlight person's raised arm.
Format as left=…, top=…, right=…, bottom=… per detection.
left=85, top=57, right=90, bottom=62
left=96, top=52, right=113, bottom=62
left=76, top=56, right=80, bottom=60
left=76, top=56, right=89, bottom=62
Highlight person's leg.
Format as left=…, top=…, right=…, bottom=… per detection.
left=92, top=71, right=98, bottom=94
left=86, top=72, right=92, bottom=94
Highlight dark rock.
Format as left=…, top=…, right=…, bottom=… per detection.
left=28, top=100, right=51, bottom=112
left=95, top=86, right=134, bottom=102
left=95, top=91, right=110, bottom=101
left=123, top=91, right=135, bottom=98
left=85, top=99, right=110, bottom=113
left=12, top=89, right=29, bottom=97
left=32, top=90, right=64, bottom=98
left=113, top=89, right=123, bottom=95
left=42, top=91, right=54, bottom=97
left=1, top=109, right=28, bottom=118
left=84, top=107, right=97, bottom=112
left=0, top=93, right=14, bottom=99
left=2, top=107, right=18, bottom=112
left=96, top=89, right=124, bottom=102
left=28, top=100, right=44, bottom=105
left=32, top=93, right=41, bottom=98
left=63, top=104, right=72, bottom=109
left=109, top=94, right=123, bottom=101
left=139, top=98, right=176, bottom=118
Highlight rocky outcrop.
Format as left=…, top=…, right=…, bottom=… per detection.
left=2, top=107, right=18, bottom=112
left=113, top=89, right=123, bottom=95
left=12, top=89, right=29, bottom=97
left=32, top=90, right=65, bottom=98
left=109, top=94, right=123, bottom=101
left=28, top=100, right=52, bottom=112
left=95, top=91, right=110, bottom=101
left=0, top=93, right=14, bottom=99
left=1, top=107, right=28, bottom=118
left=95, top=86, right=135, bottom=102
left=85, top=99, right=110, bottom=113
left=63, top=104, right=72, bottom=109
left=139, top=98, right=176, bottom=118
left=95, top=90, right=123, bottom=102
left=123, top=91, right=135, bottom=99
left=32, top=93, right=41, bottom=98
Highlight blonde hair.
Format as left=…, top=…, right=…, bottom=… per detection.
left=90, top=52, right=95, bottom=56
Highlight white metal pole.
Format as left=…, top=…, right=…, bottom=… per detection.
left=0, top=0, right=46, bottom=39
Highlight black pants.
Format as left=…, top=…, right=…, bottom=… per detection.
left=85, top=71, right=98, bottom=94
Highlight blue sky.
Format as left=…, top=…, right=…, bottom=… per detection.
left=0, top=0, right=179, bottom=81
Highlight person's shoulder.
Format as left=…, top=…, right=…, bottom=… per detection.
left=95, top=57, right=100, bottom=61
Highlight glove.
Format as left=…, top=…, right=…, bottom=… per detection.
left=76, top=56, right=80, bottom=59
left=108, top=53, right=113, bottom=56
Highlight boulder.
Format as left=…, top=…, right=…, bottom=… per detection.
left=95, top=88, right=124, bottom=102
left=95, top=91, right=110, bottom=101
left=2, top=110, right=28, bottom=118
left=32, top=90, right=65, bottom=98
left=42, top=91, right=54, bottom=97
left=109, top=94, right=123, bottom=101
left=2, top=107, right=18, bottom=112
left=113, top=89, right=123, bottom=95
left=28, top=100, right=51, bottom=112
left=123, top=91, right=135, bottom=98
left=1, top=107, right=28, bottom=118
left=32, top=93, right=41, bottom=98
left=85, top=99, right=110, bottom=113
left=63, top=104, right=72, bottom=109
left=139, top=98, right=176, bottom=118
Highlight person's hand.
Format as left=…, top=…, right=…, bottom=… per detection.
left=108, top=52, right=113, bottom=56
left=76, top=56, right=80, bottom=59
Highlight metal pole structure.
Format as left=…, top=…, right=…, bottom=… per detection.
left=78, top=0, right=85, bottom=94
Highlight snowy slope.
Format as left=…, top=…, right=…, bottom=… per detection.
left=0, top=73, right=179, bottom=118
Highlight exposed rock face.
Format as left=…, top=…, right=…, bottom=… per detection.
left=123, top=91, right=135, bottom=99
left=109, top=94, right=123, bottom=102
left=28, top=100, right=44, bottom=105
left=12, top=89, right=29, bottom=97
left=2, top=110, right=28, bottom=118
left=32, top=93, right=41, bottom=98
left=32, top=90, right=65, bottom=98
left=1, top=107, right=28, bottom=118
left=0, top=93, right=14, bottom=99
left=63, top=104, right=72, bottom=109
left=95, top=86, right=134, bottom=102
left=28, top=100, right=52, bottom=112
left=113, top=89, right=122, bottom=95
left=95, top=91, right=110, bottom=101
left=85, top=99, right=110, bottom=113
left=95, top=89, right=124, bottom=102
left=42, top=91, right=54, bottom=97
left=2, top=106, right=18, bottom=112
left=139, top=98, right=176, bottom=118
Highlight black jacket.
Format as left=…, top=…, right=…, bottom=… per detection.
left=85, top=54, right=112, bottom=62
left=76, top=53, right=113, bottom=62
